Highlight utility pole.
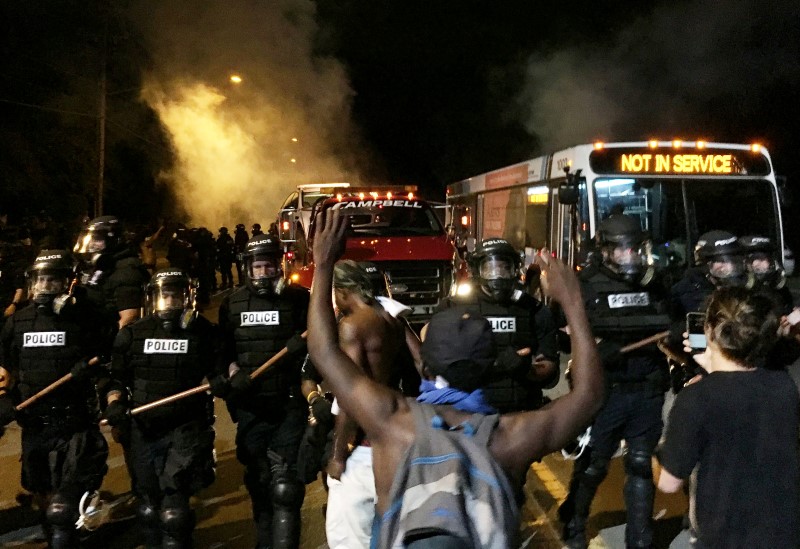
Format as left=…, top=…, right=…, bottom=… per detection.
left=96, top=6, right=108, bottom=217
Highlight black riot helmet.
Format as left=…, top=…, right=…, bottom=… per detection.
left=219, top=226, right=229, bottom=235
left=73, top=215, right=122, bottom=266
left=739, top=235, right=785, bottom=289
left=236, top=223, right=246, bottom=232
left=595, top=214, right=653, bottom=284
left=252, top=223, right=263, bottom=236
left=145, top=268, right=196, bottom=331
left=27, top=250, right=73, bottom=307
left=333, top=260, right=391, bottom=304
left=360, top=261, right=391, bottom=299
left=694, top=230, right=748, bottom=287
left=469, top=238, right=521, bottom=303
left=244, top=234, right=284, bottom=296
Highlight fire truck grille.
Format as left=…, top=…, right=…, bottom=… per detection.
left=379, top=261, right=453, bottom=323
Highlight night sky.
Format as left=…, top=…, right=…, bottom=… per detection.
left=1, top=0, right=799, bottom=246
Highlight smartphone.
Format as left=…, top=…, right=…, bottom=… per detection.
left=686, top=312, right=706, bottom=349
left=788, top=309, right=800, bottom=326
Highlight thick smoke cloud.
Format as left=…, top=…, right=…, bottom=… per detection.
left=129, top=0, right=371, bottom=229
left=517, top=0, right=800, bottom=150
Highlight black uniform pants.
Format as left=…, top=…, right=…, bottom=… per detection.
left=234, top=402, right=306, bottom=549
left=563, top=386, right=664, bottom=548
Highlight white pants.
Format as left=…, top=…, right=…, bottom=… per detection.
left=325, top=446, right=376, bottom=549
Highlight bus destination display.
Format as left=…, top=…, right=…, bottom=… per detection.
left=589, top=147, right=770, bottom=176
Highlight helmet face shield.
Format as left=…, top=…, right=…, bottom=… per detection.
left=708, top=255, right=745, bottom=281
left=29, top=269, right=69, bottom=304
left=479, top=257, right=515, bottom=281
left=746, top=252, right=777, bottom=277
left=150, top=286, right=191, bottom=319
left=145, top=271, right=195, bottom=322
left=606, top=242, right=647, bottom=274
left=247, top=255, right=281, bottom=294
left=74, top=231, right=107, bottom=255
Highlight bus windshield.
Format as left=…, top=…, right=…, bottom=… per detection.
left=593, top=177, right=779, bottom=268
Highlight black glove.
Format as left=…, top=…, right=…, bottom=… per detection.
left=208, top=375, right=230, bottom=398
left=70, top=359, right=93, bottom=381
left=103, top=400, right=130, bottom=428
left=597, top=340, right=623, bottom=367
left=228, top=369, right=252, bottom=398
left=285, top=333, right=307, bottom=355
left=0, top=397, right=15, bottom=427
left=494, top=346, right=530, bottom=377
left=310, top=395, right=332, bottom=426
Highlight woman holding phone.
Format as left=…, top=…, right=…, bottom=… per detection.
left=656, top=287, right=799, bottom=549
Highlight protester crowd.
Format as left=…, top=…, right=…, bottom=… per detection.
left=0, top=205, right=797, bottom=549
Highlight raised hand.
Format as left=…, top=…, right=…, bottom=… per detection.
left=311, top=208, right=349, bottom=269
left=534, top=249, right=581, bottom=305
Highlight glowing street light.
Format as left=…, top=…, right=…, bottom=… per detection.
left=229, top=74, right=243, bottom=84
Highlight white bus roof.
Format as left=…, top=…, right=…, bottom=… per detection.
left=448, top=141, right=771, bottom=196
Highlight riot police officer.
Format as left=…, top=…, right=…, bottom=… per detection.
left=671, top=230, right=750, bottom=317
left=437, top=237, right=559, bottom=412
left=738, top=235, right=800, bottom=368
left=560, top=214, right=671, bottom=549
left=666, top=230, right=751, bottom=388
left=103, top=269, right=216, bottom=548
left=216, top=227, right=236, bottom=290
left=0, top=250, right=108, bottom=549
left=73, top=215, right=149, bottom=502
left=209, top=234, right=308, bottom=549
left=739, top=235, right=792, bottom=314
left=234, top=223, right=249, bottom=285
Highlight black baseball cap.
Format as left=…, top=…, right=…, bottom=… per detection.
left=422, top=308, right=497, bottom=391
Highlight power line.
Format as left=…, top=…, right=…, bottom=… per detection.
left=0, top=98, right=95, bottom=118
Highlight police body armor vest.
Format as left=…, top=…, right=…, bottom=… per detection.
left=126, top=316, right=212, bottom=429
left=226, top=288, right=305, bottom=405
left=581, top=267, right=671, bottom=383
left=13, top=306, right=95, bottom=418
left=450, top=292, right=540, bottom=412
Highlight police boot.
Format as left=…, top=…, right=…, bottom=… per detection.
left=161, top=495, right=195, bottom=549
left=271, top=475, right=305, bottom=549
left=560, top=455, right=607, bottom=549
left=136, top=499, right=162, bottom=549
left=623, top=450, right=656, bottom=549
left=623, top=475, right=655, bottom=548
left=46, top=494, right=79, bottom=549
left=247, top=465, right=273, bottom=549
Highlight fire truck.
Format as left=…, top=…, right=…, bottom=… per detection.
left=446, top=140, right=786, bottom=286
left=278, top=185, right=457, bottom=326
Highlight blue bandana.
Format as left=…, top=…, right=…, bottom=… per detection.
left=417, top=380, right=497, bottom=415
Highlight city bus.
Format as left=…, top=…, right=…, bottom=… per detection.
left=446, top=140, right=786, bottom=283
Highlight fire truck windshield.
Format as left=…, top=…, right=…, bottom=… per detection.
left=593, top=177, right=779, bottom=268
left=327, top=201, right=444, bottom=237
